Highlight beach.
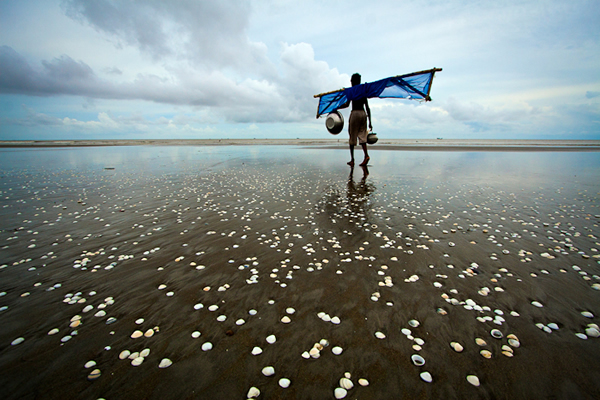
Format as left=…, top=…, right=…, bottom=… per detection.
left=0, top=143, right=599, bottom=399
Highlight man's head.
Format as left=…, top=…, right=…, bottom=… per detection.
left=351, top=73, right=361, bottom=86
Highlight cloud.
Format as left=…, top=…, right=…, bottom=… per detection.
left=0, top=40, right=345, bottom=123
left=586, top=91, right=600, bottom=99
left=61, top=0, right=275, bottom=77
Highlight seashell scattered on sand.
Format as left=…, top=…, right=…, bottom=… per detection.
left=339, top=377, right=353, bottom=390
left=131, top=330, right=143, bottom=339
left=450, top=342, right=463, bottom=352
left=334, top=387, right=347, bottom=399
left=247, top=387, right=260, bottom=398
left=420, top=371, right=432, bottom=382
left=480, top=350, right=492, bottom=359
left=467, top=375, right=480, bottom=387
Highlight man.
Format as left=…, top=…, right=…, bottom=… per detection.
left=339, top=73, right=372, bottom=166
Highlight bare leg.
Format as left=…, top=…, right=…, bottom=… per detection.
left=359, top=143, right=370, bottom=166
left=348, top=145, right=355, bottom=166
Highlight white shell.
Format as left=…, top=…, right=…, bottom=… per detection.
left=11, top=337, right=24, bottom=346
left=339, top=377, right=354, bottom=390
left=201, top=342, right=213, bottom=351
left=467, top=375, right=480, bottom=386
left=408, top=319, right=420, bottom=327
left=531, top=301, right=543, bottom=308
left=581, top=311, right=594, bottom=318
left=281, top=316, right=291, bottom=324
left=119, top=350, right=131, bottom=359
left=159, top=358, right=172, bottom=368
left=331, top=316, right=341, bottom=324
left=251, top=346, right=263, bottom=355
left=247, top=387, right=260, bottom=398
left=586, top=327, right=600, bottom=337
left=131, top=356, right=144, bottom=366
left=192, top=331, right=201, bottom=338
left=279, top=378, right=291, bottom=388
left=334, top=387, right=347, bottom=399
left=332, top=346, right=343, bottom=355
left=450, top=342, right=463, bottom=352
left=358, top=378, right=369, bottom=386
left=420, top=371, right=432, bottom=382
left=262, top=366, right=275, bottom=376
left=411, top=354, right=425, bottom=366
left=266, top=334, right=276, bottom=344
left=375, top=331, right=386, bottom=339
left=84, top=361, right=96, bottom=369
left=490, top=329, right=503, bottom=339
left=131, top=330, right=143, bottom=339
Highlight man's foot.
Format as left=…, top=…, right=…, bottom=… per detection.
left=359, top=156, right=370, bottom=166
left=347, top=160, right=355, bottom=166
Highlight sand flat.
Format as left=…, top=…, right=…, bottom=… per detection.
left=0, top=145, right=599, bottom=399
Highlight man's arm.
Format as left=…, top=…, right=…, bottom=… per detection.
left=365, top=98, right=372, bottom=130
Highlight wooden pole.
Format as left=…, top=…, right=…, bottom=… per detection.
left=313, top=68, right=442, bottom=98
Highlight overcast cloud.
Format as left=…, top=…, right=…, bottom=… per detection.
left=0, top=0, right=598, bottom=140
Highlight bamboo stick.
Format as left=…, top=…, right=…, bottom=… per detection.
left=313, top=68, right=442, bottom=98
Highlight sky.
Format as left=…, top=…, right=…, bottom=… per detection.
left=0, top=0, right=599, bottom=140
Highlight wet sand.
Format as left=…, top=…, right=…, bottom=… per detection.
left=1, top=138, right=600, bottom=151
left=0, top=145, right=599, bottom=399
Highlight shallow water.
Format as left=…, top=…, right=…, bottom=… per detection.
left=0, top=145, right=599, bottom=399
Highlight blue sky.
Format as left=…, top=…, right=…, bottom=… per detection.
left=1, top=0, right=599, bottom=140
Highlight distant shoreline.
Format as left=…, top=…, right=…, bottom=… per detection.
left=1, top=138, right=600, bottom=151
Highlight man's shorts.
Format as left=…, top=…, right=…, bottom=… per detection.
left=348, top=110, right=368, bottom=146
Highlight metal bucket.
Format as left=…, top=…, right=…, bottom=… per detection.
left=325, top=111, right=344, bottom=135
left=367, top=133, right=378, bottom=144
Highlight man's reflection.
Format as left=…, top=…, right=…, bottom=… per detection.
left=347, top=165, right=375, bottom=216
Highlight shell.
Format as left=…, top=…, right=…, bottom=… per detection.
left=339, top=377, right=354, bottom=390
left=279, top=378, right=291, bottom=388
left=131, top=356, right=144, bottom=366
left=358, top=378, right=369, bottom=386
left=309, top=348, right=320, bottom=358
left=87, top=369, right=101, bottom=380
left=251, top=346, right=262, bottom=355
left=467, top=375, right=480, bottom=386
left=411, top=354, right=425, bottom=366
left=586, top=327, right=600, bottom=338
left=247, top=387, right=260, bottom=398
left=475, top=338, right=487, bottom=346
left=408, top=319, right=420, bottom=328
left=159, top=358, right=172, bottom=368
left=201, top=342, right=213, bottom=351
left=480, top=350, right=492, bottom=359
left=281, top=316, right=291, bottom=324
left=420, top=371, right=432, bottom=382
left=334, top=387, right=347, bottom=399
left=450, top=342, right=464, bottom=352
left=131, top=330, right=143, bottom=339
left=119, top=350, right=131, bottom=360
left=144, top=329, right=154, bottom=337
left=332, top=346, right=343, bottom=355
left=375, top=331, right=386, bottom=339
left=490, top=329, right=503, bottom=339
left=262, top=366, right=275, bottom=376
left=508, top=338, right=520, bottom=348
left=266, top=334, right=276, bottom=344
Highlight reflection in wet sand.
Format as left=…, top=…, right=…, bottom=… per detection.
left=0, top=145, right=599, bottom=399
